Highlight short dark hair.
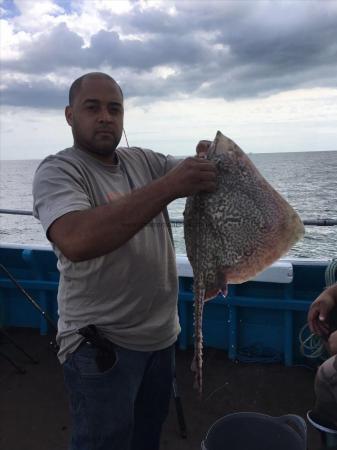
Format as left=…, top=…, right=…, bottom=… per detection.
left=68, top=72, right=123, bottom=106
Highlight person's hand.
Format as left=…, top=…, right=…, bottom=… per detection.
left=164, top=157, right=217, bottom=199
left=163, top=139, right=216, bottom=199
left=308, top=284, right=337, bottom=337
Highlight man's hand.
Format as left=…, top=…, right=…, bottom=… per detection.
left=162, top=140, right=216, bottom=198
left=308, top=284, right=337, bottom=337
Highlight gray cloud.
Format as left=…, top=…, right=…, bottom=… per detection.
left=3, top=22, right=213, bottom=73
left=0, top=78, right=68, bottom=108
left=89, top=29, right=211, bottom=69
left=1, top=1, right=337, bottom=108
left=3, top=23, right=85, bottom=73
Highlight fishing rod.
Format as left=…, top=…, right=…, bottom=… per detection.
left=0, top=264, right=57, bottom=332
left=1, top=209, right=337, bottom=226
left=0, top=263, right=59, bottom=352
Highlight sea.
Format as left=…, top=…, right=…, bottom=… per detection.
left=0, top=151, right=337, bottom=260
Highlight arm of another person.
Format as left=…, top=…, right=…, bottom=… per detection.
left=308, top=283, right=337, bottom=338
left=48, top=142, right=214, bottom=262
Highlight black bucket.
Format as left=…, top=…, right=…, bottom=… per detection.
left=201, top=412, right=307, bottom=450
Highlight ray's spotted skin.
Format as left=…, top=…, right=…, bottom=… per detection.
left=184, top=131, right=305, bottom=394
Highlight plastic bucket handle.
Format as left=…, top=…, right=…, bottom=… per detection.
left=271, top=414, right=307, bottom=448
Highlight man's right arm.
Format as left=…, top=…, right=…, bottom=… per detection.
left=46, top=156, right=216, bottom=262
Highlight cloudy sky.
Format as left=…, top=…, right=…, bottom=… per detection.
left=1, top=0, right=337, bottom=160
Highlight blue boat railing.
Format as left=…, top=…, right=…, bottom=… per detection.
left=0, top=208, right=337, bottom=226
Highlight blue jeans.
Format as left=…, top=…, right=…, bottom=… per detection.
left=63, top=341, right=175, bottom=450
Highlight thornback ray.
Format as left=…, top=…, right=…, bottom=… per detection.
left=183, top=131, right=305, bottom=395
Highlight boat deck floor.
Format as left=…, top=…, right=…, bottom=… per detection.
left=0, top=327, right=324, bottom=450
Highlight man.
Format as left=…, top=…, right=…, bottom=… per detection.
left=33, top=72, right=217, bottom=450
left=307, top=282, right=337, bottom=433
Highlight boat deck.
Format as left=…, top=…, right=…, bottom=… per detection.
left=0, top=327, right=323, bottom=450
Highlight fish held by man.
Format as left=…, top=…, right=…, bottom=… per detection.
left=183, top=131, right=305, bottom=394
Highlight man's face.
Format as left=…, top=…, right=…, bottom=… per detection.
left=65, top=77, right=124, bottom=161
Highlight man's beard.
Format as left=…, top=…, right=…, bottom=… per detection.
left=92, top=130, right=121, bottom=154
left=74, top=129, right=122, bottom=157
left=91, top=139, right=117, bottom=156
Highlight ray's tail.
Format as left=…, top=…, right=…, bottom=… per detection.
left=191, top=286, right=206, bottom=395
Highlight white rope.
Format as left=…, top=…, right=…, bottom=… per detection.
left=299, top=323, right=326, bottom=360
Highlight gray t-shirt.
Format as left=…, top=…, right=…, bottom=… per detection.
left=33, top=145, right=181, bottom=363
